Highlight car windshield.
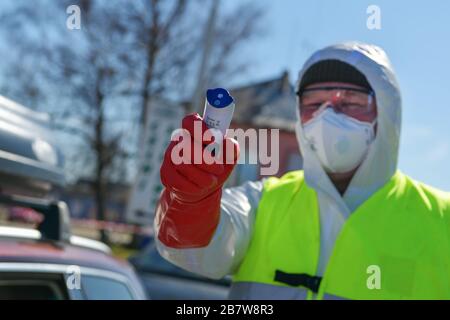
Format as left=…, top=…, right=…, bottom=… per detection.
left=130, top=243, right=200, bottom=278
left=130, top=242, right=231, bottom=285
left=81, top=275, right=134, bottom=300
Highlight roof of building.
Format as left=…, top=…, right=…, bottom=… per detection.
left=229, top=71, right=297, bottom=131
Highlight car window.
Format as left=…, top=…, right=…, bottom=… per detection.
left=0, top=274, right=68, bottom=300
left=81, top=275, right=133, bottom=300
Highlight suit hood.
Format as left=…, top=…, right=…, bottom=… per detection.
left=295, top=42, right=402, bottom=212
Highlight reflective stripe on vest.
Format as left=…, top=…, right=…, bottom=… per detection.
left=232, top=170, right=450, bottom=299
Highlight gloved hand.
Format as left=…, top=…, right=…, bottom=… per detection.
left=155, top=113, right=239, bottom=248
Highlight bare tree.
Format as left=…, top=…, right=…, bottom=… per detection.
left=0, top=0, right=138, bottom=242
left=0, top=0, right=264, bottom=242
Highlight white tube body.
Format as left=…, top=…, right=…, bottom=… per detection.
left=203, top=102, right=235, bottom=136
left=202, top=88, right=235, bottom=136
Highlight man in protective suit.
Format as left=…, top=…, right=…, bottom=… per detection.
left=154, top=42, right=450, bottom=299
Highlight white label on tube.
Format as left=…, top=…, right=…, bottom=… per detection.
left=202, top=88, right=235, bottom=157
left=202, top=88, right=235, bottom=136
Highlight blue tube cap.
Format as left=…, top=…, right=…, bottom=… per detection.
left=206, top=88, right=234, bottom=108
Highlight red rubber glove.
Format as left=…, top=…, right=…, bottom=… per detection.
left=155, top=113, right=239, bottom=248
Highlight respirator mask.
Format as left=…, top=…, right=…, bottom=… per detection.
left=300, top=86, right=377, bottom=173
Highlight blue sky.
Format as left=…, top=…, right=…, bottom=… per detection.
left=228, top=0, right=450, bottom=191
left=0, top=1, right=448, bottom=190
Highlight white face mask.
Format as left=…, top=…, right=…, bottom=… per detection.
left=303, top=108, right=376, bottom=173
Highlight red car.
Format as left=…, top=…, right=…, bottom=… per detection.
left=0, top=194, right=147, bottom=300
left=0, top=96, right=146, bottom=300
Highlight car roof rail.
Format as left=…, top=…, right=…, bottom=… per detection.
left=0, top=193, right=71, bottom=242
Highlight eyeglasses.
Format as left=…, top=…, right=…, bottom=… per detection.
left=297, top=86, right=375, bottom=118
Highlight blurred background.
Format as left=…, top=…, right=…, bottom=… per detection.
left=0, top=0, right=448, bottom=299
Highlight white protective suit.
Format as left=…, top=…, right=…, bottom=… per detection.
left=155, top=42, right=402, bottom=299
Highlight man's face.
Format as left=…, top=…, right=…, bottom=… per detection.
left=298, top=82, right=378, bottom=125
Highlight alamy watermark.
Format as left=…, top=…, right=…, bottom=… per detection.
left=170, top=122, right=280, bottom=176
left=66, top=265, right=81, bottom=290
left=66, top=5, right=81, bottom=30
left=366, top=264, right=381, bottom=290
left=366, top=5, right=381, bottom=30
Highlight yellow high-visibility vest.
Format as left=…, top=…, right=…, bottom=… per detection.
left=233, top=170, right=450, bottom=299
